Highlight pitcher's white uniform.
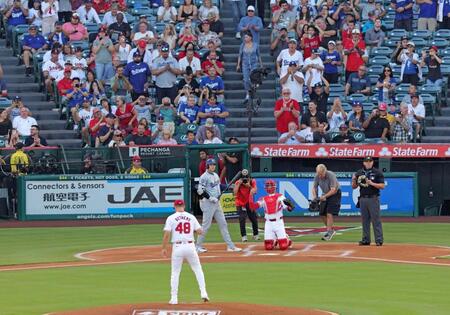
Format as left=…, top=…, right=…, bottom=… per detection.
left=163, top=211, right=208, bottom=303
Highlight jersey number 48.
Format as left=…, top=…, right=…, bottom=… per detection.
left=175, top=222, right=191, bottom=234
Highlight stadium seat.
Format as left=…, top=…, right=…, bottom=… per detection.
left=395, top=83, right=411, bottom=94
left=154, top=22, right=166, bottom=34
left=369, top=56, right=391, bottom=66
left=383, top=38, right=399, bottom=48
left=131, top=7, right=154, bottom=17
left=430, top=38, right=449, bottom=49
left=347, top=94, right=367, bottom=103
left=412, top=30, right=432, bottom=40
left=0, top=97, right=12, bottom=109
left=70, top=41, right=90, bottom=51
left=394, top=93, right=407, bottom=105
left=388, top=29, right=409, bottom=40
left=370, top=46, right=393, bottom=57
left=435, top=29, right=450, bottom=39
left=410, top=37, right=428, bottom=49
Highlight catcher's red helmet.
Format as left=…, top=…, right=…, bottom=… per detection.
left=264, top=179, right=276, bottom=194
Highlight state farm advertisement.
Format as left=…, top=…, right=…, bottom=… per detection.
left=250, top=144, right=450, bottom=159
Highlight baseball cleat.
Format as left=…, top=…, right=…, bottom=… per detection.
left=242, top=236, right=248, bottom=242
left=253, top=235, right=260, bottom=241
left=376, top=242, right=383, bottom=246
left=202, top=296, right=210, bottom=302
left=358, top=241, right=370, bottom=246
left=197, top=247, right=208, bottom=253
left=323, top=230, right=336, bottom=241
left=227, top=247, right=242, bottom=252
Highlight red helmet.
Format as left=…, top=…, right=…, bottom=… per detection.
left=264, top=179, right=276, bottom=194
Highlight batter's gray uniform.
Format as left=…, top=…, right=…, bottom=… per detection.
left=196, top=170, right=236, bottom=249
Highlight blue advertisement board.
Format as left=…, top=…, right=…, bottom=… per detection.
left=253, top=173, right=417, bottom=217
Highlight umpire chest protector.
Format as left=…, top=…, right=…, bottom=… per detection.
left=262, top=194, right=283, bottom=215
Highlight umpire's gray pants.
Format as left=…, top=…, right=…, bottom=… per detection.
left=360, top=196, right=384, bottom=243
left=196, top=199, right=235, bottom=249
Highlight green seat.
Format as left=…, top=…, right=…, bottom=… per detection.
left=430, top=38, right=449, bottom=48
left=352, top=131, right=366, bottom=143
left=395, top=83, right=411, bottom=93
left=329, top=83, right=345, bottom=93
left=383, top=38, right=398, bottom=48
left=412, top=30, right=432, bottom=39
left=0, top=97, right=12, bottom=109
left=85, top=23, right=98, bottom=33
left=435, top=29, right=450, bottom=39
left=0, top=135, right=7, bottom=148
left=70, top=41, right=90, bottom=51
left=410, top=37, right=428, bottom=49
left=347, top=94, right=367, bottom=103
left=383, top=19, right=394, bottom=31
left=131, top=7, right=153, bottom=17
left=154, top=22, right=166, bottom=34
left=370, top=46, right=393, bottom=57
left=177, top=123, right=199, bottom=136
left=441, top=64, right=450, bottom=76
left=388, top=29, right=409, bottom=40
left=12, top=24, right=29, bottom=56
left=369, top=56, right=391, bottom=66
left=368, top=65, right=384, bottom=75
left=394, top=93, right=407, bottom=105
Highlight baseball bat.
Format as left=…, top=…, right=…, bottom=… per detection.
left=220, top=170, right=242, bottom=196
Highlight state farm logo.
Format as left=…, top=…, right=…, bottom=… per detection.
left=315, top=147, right=328, bottom=157
left=378, top=147, right=392, bottom=156
left=251, top=147, right=263, bottom=156
left=446, top=147, right=450, bottom=156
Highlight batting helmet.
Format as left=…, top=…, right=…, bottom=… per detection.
left=264, top=179, right=276, bottom=194
left=206, top=158, right=216, bottom=166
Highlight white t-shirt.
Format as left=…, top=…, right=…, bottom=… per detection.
left=179, top=56, right=201, bottom=74
left=281, top=71, right=304, bottom=103
left=13, top=116, right=38, bottom=136
left=157, top=6, right=177, bottom=22
left=28, top=8, right=42, bottom=27
left=133, top=31, right=155, bottom=50
left=102, top=11, right=127, bottom=26
left=164, top=211, right=201, bottom=243
left=77, top=5, right=101, bottom=24
left=408, top=103, right=426, bottom=122
left=78, top=107, right=94, bottom=127
left=41, top=1, right=59, bottom=18
left=69, top=56, right=87, bottom=81
left=304, top=56, right=324, bottom=87
left=277, top=49, right=304, bottom=76
left=203, top=137, right=223, bottom=144
left=42, top=60, right=64, bottom=79
left=298, top=127, right=314, bottom=142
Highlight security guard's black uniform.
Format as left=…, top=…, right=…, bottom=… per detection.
left=353, top=157, right=385, bottom=246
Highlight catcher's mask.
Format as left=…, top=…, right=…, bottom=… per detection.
left=264, top=179, right=276, bottom=194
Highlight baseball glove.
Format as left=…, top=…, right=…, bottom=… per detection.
left=308, top=199, right=320, bottom=212
left=357, top=175, right=369, bottom=188
left=283, top=198, right=295, bottom=212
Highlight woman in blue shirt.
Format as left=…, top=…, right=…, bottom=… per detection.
left=320, top=40, right=341, bottom=83
left=376, top=65, right=397, bottom=104
left=236, top=31, right=261, bottom=97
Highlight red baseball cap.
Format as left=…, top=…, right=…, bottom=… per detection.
left=430, top=45, right=438, bottom=52
left=378, top=103, right=387, bottom=111
left=138, top=40, right=147, bottom=48
left=132, top=155, right=141, bottom=162
left=173, top=199, right=185, bottom=206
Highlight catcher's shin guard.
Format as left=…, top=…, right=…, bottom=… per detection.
left=278, top=238, right=289, bottom=250
left=264, top=240, right=275, bottom=250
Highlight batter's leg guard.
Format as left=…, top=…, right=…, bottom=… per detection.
left=264, top=240, right=275, bottom=250
left=278, top=238, right=289, bottom=250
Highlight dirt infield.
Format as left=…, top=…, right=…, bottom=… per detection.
left=1, top=242, right=450, bottom=272
left=48, top=302, right=339, bottom=315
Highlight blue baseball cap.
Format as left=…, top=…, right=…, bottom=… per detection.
left=352, top=101, right=362, bottom=107
left=206, top=158, right=216, bottom=166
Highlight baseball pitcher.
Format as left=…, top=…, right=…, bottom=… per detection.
left=196, top=158, right=242, bottom=253
left=249, top=179, right=294, bottom=250
left=162, top=199, right=209, bottom=305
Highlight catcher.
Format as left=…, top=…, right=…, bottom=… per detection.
left=249, top=179, right=294, bottom=250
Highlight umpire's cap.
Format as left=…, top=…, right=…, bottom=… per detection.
left=206, top=158, right=216, bottom=166
left=363, top=156, right=374, bottom=162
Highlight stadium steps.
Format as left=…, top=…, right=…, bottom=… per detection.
left=0, top=39, right=79, bottom=148
left=220, top=1, right=278, bottom=144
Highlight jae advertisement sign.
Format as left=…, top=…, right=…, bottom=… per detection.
left=19, top=175, right=185, bottom=220
left=253, top=173, right=417, bottom=217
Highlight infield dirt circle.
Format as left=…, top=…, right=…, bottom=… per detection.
left=4, top=242, right=449, bottom=315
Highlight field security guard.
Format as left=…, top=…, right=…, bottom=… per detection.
left=352, top=156, right=385, bottom=246
left=162, top=199, right=209, bottom=305
left=196, top=158, right=242, bottom=253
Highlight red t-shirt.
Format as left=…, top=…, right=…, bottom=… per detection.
left=93, top=0, right=126, bottom=13
left=201, top=60, right=224, bottom=75
left=274, top=98, right=300, bottom=133
left=115, top=103, right=137, bottom=130
left=88, top=117, right=106, bottom=137
left=302, top=35, right=321, bottom=59
left=343, top=39, right=366, bottom=72
left=57, top=78, right=72, bottom=96
left=235, top=179, right=256, bottom=207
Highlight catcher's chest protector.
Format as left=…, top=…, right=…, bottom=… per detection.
left=263, top=194, right=283, bottom=215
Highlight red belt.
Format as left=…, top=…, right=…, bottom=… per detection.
left=267, top=216, right=283, bottom=222
left=174, top=241, right=193, bottom=244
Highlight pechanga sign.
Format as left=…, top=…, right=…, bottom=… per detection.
left=18, top=174, right=185, bottom=220
left=250, top=144, right=450, bottom=159
left=127, top=145, right=185, bottom=158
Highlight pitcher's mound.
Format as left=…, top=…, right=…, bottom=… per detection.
left=49, top=302, right=339, bottom=315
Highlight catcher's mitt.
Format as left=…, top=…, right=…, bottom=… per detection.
left=308, top=199, right=320, bottom=212
left=357, top=175, right=369, bottom=188
left=283, top=198, right=295, bottom=212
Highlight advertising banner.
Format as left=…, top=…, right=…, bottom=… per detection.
left=18, top=174, right=185, bottom=220
left=252, top=173, right=418, bottom=217
left=220, top=193, right=238, bottom=218
left=250, top=144, right=450, bottom=159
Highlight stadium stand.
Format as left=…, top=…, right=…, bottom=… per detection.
left=0, top=0, right=450, bottom=149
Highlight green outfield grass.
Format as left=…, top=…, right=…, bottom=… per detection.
left=1, top=222, right=449, bottom=315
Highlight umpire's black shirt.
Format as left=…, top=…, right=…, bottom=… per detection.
left=355, top=167, right=385, bottom=196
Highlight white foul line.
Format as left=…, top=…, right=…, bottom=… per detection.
left=242, top=245, right=258, bottom=257
left=300, top=244, right=316, bottom=252
left=339, top=251, right=354, bottom=257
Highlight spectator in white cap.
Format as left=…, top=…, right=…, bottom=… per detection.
left=237, top=5, right=263, bottom=43
left=303, top=48, right=324, bottom=87
left=320, top=40, right=341, bottom=83
left=398, top=41, right=422, bottom=86
left=279, top=60, right=305, bottom=103
left=276, top=38, right=304, bottom=76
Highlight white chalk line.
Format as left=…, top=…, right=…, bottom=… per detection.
left=242, top=244, right=258, bottom=257
left=300, top=244, right=316, bottom=252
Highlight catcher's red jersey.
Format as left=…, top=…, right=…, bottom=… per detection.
left=260, top=193, right=284, bottom=215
